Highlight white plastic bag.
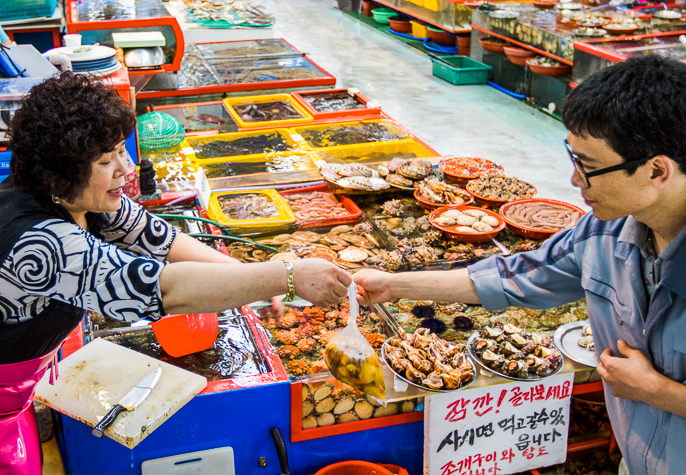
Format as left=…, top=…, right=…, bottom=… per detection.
left=324, top=282, right=386, bottom=402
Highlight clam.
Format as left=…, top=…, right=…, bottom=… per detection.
left=441, top=209, right=464, bottom=219
left=434, top=216, right=457, bottom=226
left=385, top=173, right=414, bottom=188
left=582, top=324, right=593, bottom=336
left=337, top=176, right=371, bottom=190
left=481, top=216, right=500, bottom=227
left=463, top=209, right=488, bottom=218
left=397, top=164, right=430, bottom=180
left=368, top=177, right=391, bottom=190
left=472, top=221, right=494, bottom=233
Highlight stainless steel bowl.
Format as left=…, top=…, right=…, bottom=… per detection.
left=124, top=46, right=164, bottom=68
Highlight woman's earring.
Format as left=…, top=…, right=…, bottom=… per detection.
left=52, top=195, right=60, bottom=204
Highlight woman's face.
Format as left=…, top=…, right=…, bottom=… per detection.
left=62, top=140, right=129, bottom=219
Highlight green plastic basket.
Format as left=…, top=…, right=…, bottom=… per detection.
left=430, top=55, right=492, bottom=85
left=371, top=8, right=396, bottom=24
left=137, top=112, right=186, bottom=150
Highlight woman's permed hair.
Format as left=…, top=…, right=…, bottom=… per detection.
left=563, top=55, right=686, bottom=174
left=8, top=71, right=135, bottom=202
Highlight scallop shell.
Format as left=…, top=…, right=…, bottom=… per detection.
left=463, top=209, right=488, bottom=218
left=441, top=210, right=464, bottom=219
left=338, top=247, right=369, bottom=262
left=434, top=216, right=457, bottom=226
left=270, top=252, right=299, bottom=261
left=368, top=177, right=391, bottom=190
left=455, top=226, right=478, bottom=233
left=472, top=221, right=494, bottom=232
left=480, top=216, right=500, bottom=227
left=337, top=176, right=371, bottom=190
left=455, top=215, right=478, bottom=226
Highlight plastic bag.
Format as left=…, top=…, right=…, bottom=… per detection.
left=324, top=282, right=386, bottom=402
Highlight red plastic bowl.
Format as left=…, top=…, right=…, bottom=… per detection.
left=388, top=16, right=412, bottom=34
left=429, top=205, right=505, bottom=243
left=466, top=179, right=537, bottom=208
left=414, top=186, right=473, bottom=211
left=499, top=198, right=586, bottom=240
left=503, top=46, right=536, bottom=66
left=439, top=157, right=505, bottom=186
left=525, top=58, right=572, bottom=77
left=151, top=313, right=219, bottom=357
left=479, top=37, right=508, bottom=54
left=428, top=27, right=456, bottom=47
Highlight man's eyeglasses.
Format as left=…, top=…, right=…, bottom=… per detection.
left=564, top=139, right=651, bottom=188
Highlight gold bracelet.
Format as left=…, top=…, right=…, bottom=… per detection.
left=283, top=260, right=296, bottom=302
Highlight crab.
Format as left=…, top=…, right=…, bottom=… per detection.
left=296, top=338, right=318, bottom=354
left=288, top=359, right=310, bottom=376
left=275, top=330, right=300, bottom=345
left=277, top=345, right=301, bottom=360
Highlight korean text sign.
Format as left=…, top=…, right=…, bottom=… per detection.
left=424, top=372, right=574, bottom=475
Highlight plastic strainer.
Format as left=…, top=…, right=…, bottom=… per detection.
left=137, top=111, right=186, bottom=150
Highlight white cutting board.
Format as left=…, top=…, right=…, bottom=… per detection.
left=35, top=338, right=207, bottom=449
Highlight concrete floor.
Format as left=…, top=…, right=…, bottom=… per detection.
left=260, top=0, right=586, bottom=210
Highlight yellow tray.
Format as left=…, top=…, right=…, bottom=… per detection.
left=195, top=151, right=315, bottom=180
left=307, top=139, right=436, bottom=164
left=223, top=94, right=314, bottom=130
left=206, top=189, right=296, bottom=229
left=185, top=129, right=306, bottom=165
left=289, top=119, right=409, bottom=150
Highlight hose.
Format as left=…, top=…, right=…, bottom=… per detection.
left=153, top=213, right=231, bottom=234
left=188, top=233, right=278, bottom=252
left=488, top=81, right=527, bottom=99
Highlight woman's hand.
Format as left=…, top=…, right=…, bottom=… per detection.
left=291, top=258, right=352, bottom=308
left=352, top=269, right=396, bottom=304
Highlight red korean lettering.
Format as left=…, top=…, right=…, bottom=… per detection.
left=440, top=461, right=459, bottom=475
left=488, top=463, right=502, bottom=474
left=522, top=447, right=536, bottom=460
left=538, top=446, right=549, bottom=457
left=500, top=448, right=515, bottom=463
left=446, top=398, right=471, bottom=422
left=508, top=387, right=525, bottom=407
left=473, top=393, right=494, bottom=417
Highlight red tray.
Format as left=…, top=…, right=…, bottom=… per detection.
left=291, top=88, right=382, bottom=121
left=279, top=183, right=362, bottom=228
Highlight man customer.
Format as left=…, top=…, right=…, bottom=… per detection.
left=354, top=54, right=686, bottom=475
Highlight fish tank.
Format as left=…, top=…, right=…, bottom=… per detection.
left=573, top=30, right=686, bottom=84
left=149, top=101, right=238, bottom=134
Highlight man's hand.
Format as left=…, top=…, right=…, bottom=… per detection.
left=352, top=269, right=396, bottom=304
left=597, top=340, right=660, bottom=401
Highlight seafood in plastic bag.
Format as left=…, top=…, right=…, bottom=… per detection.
left=325, top=283, right=386, bottom=403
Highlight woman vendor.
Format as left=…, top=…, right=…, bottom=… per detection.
left=0, top=72, right=352, bottom=474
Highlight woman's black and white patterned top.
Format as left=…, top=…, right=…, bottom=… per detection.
left=0, top=189, right=177, bottom=362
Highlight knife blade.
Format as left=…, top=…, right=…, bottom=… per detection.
left=92, top=366, right=163, bottom=437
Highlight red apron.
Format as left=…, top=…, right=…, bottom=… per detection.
left=0, top=347, right=60, bottom=475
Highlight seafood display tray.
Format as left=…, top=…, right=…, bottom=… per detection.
left=279, top=184, right=363, bottom=229
left=554, top=321, right=598, bottom=368
left=223, top=93, right=314, bottom=130
left=291, top=88, right=383, bottom=121
left=146, top=101, right=239, bottom=135
left=467, top=331, right=565, bottom=381
left=381, top=339, right=477, bottom=393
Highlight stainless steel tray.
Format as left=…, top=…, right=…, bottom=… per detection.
left=381, top=337, right=477, bottom=393
left=553, top=321, right=597, bottom=368
left=467, top=331, right=564, bottom=381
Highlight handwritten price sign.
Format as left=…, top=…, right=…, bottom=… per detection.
left=424, top=372, right=574, bottom=475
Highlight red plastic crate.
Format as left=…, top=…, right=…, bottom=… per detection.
left=291, top=88, right=382, bottom=121
left=279, top=183, right=362, bottom=228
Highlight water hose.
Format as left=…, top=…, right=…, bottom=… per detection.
left=153, top=213, right=229, bottom=233
left=488, top=81, right=527, bottom=99
left=188, top=233, right=278, bottom=252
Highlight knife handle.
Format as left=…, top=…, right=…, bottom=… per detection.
left=92, top=405, right=126, bottom=437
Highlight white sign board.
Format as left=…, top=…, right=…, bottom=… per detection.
left=424, top=372, right=574, bottom=475
left=193, top=167, right=211, bottom=211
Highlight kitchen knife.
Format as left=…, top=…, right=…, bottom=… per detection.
left=92, top=366, right=163, bottom=437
